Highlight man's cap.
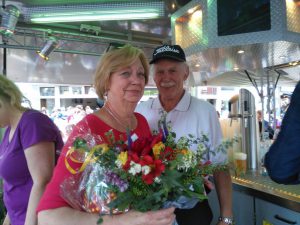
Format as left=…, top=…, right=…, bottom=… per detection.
left=150, top=44, right=186, bottom=64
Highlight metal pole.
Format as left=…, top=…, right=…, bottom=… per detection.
left=3, top=44, right=7, bottom=76
left=1, top=0, right=7, bottom=76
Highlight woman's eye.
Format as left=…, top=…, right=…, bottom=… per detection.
left=120, top=71, right=130, bottom=77
left=138, top=72, right=145, bottom=78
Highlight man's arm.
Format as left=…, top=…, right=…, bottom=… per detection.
left=213, top=169, right=233, bottom=224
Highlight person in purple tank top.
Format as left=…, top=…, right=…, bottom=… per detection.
left=0, top=75, right=63, bottom=225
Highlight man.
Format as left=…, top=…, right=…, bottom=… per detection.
left=265, top=81, right=300, bottom=184
left=257, top=110, right=274, bottom=140
left=136, top=44, right=233, bottom=225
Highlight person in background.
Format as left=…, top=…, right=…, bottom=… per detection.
left=216, top=111, right=220, bottom=119
left=0, top=75, right=64, bottom=225
left=265, top=81, right=300, bottom=184
left=40, top=107, right=48, bottom=116
left=136, top=44, right=233, bottom=225
left=84, top=105, right=94, bottom=114
left=37, top=44, right=175, bottom=225
left=256, top=110, right=274, bottom=140
left=280, top=94, right=291, bottom=118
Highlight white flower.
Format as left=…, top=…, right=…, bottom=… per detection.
left=128, top=161, right=142, bottom=175
left=115, top=159, right=122, bottom=168
left=154, top=177, right=161, bottom=183
left=142, top=165, right=151, bottom=175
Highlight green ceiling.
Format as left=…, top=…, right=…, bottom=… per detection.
left=14, top=0, right=160, bottom=6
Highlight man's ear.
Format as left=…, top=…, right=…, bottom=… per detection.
left=183, top=65, right=189, bottom=81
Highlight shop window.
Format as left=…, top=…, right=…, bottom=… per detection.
left=84, top=86, right=95, bottom=95
left=60, top=86, right=70, bottom=95
left=40, top=87, right=55, bottom=96
left=72, top=87, right=82, bottom=95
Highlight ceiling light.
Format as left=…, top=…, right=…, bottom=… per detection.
left=279, top=55, right=287, bottom=59
left=289, top=61, right=299, bottom=66
left=294, top=0, right=300, bottom=6
left=233, top=66, right=239, bottom=71
left=0, top=5, right=20, bottom=36
left=266, top=60, right=300, bottom=69
left=237, top=50, right=244, bottom=54
left=36, top=37, right=59, bottom=61
left=188, top=8, right=195, bottom=14
left=29, top=3, right=164, bottom=23
left=188, top=6, right=199, bottom=14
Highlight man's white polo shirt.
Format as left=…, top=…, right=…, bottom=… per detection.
left=136, top=91, right=227, bottom=164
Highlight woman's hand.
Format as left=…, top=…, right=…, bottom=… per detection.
left=113, top=207, right=176, bottom=225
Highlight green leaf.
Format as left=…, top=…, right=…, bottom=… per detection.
left=97, top=217, right=103, bottom=224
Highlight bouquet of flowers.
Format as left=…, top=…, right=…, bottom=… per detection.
left=60, top=120, right=233, bottom=224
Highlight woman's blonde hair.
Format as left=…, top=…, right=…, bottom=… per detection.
left=0, top=75, right=25, bottom=111
left=94, top=44, right=149, bottom=99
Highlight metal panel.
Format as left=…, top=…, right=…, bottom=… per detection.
left=172, top=0, right=300, bottom=87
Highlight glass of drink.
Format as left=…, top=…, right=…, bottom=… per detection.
left=234, top=152, right=247, bottom=176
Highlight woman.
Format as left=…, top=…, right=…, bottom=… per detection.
left=0, top=75, right=64, bottom=225
left=37, top=45, right=175, bottom=225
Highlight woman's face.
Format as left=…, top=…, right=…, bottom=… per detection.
left=107, top=58, right=146, bottom=104
left=0, top=99, right=10, bottom=128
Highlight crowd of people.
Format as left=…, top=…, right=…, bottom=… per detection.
left=40, top=105, right=95, bottom=142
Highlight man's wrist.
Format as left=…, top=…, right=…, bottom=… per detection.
left=218, top=216, right=235, bottom=225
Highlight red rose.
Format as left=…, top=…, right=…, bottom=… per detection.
left=161, top=146, right=175, bottom=160
left=153, top=159, right=165, bottom=177
left=142, top=173, right=155, bottom=184
left=151, top=133, right=163, bottom=147
left=140, top=155, right=154, bottom=166
left=131, top=138, right=147, bottom=155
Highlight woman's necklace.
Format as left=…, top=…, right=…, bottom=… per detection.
left=103, top=103, right=134, bottom=131
left=103, top=103, right=134, bottom=149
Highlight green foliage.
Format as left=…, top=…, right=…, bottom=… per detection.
left=0, top=180, right=6, bottom=224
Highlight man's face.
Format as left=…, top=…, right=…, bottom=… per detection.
left=153, top=59, right=189, bottom=101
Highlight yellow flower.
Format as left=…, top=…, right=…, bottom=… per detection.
left=92, top=144, right=109, bottom=154
left=117, top=151, right=128, bottom=165
left=181, top=149, right=188, bottom=155
left=153, top=142, right=165, bottom=159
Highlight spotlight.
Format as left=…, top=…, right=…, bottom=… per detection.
left=36, top=37, right=59, bottom=61
left=0, top=5, right=20, bottom=36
